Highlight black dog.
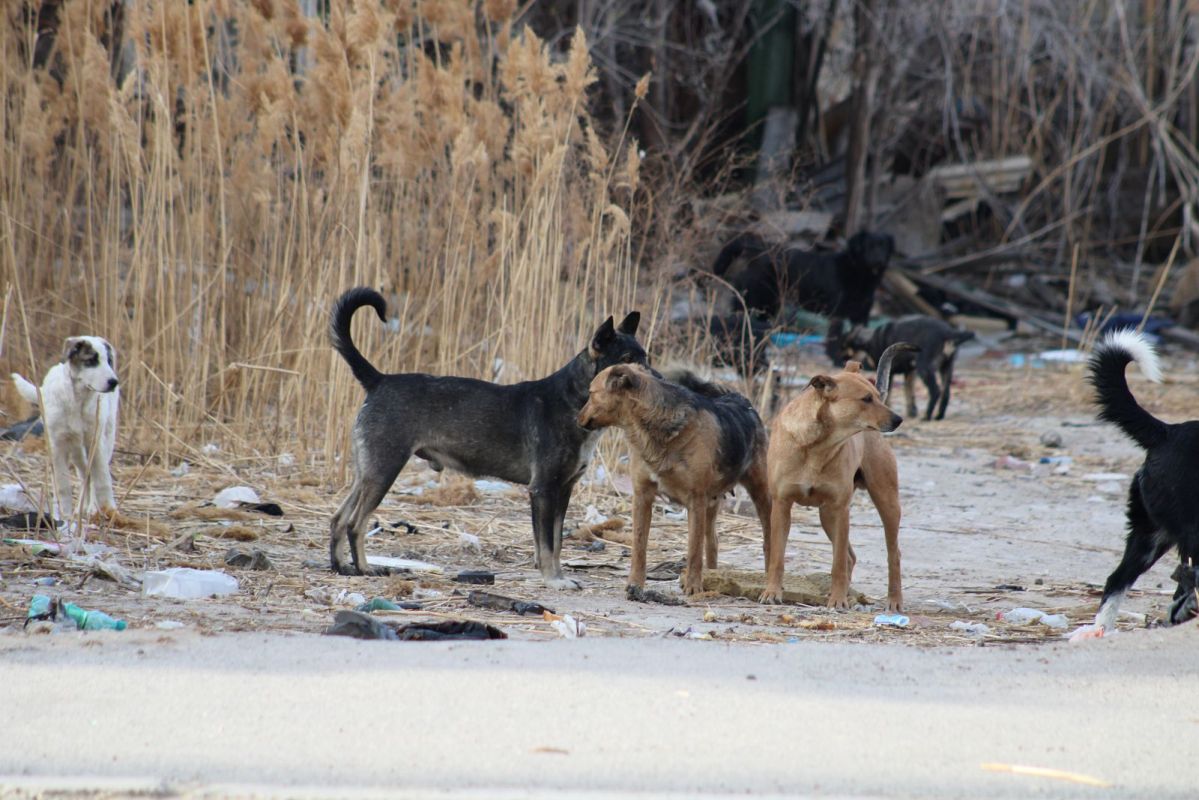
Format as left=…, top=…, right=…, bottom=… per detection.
left=707, top=313, right=773, bottom=378
left=1088, top=329, right=1199, bottom=632
left=829, top=315, right=975, bottom=421
left=710, top=231, right=895, bottom=324
left=329, top=287, right=647, bottom=589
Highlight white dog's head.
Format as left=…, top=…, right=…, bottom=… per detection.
left=63, top=336, right=119, bottom=393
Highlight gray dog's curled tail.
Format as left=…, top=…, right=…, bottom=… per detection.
left=330, top=287, right=388, bottom=392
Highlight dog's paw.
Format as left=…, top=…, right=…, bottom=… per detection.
left=826, top=594, right=851, bottom=610
left=625, top=584, right=646, bottom=602
left=758, top=587, right=784, bottom=604
left=544, top=576, right=582, bottom=591
left=883, top=598, right=903, bottom=613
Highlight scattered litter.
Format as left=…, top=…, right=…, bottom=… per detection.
left=170, top=462, right=190, bottom=477
left=473, top=479, right=512, bottom=495
left=214, top=486, right=260, bottom=508
left=410, top=587, right=444, bottom=600
left=467, top=590, right=551, bottom=616
left=1038, top=430, right=1063, bottom=448
left=544, top=611, right=586, bottom=638
left=202, top=443, right=220, bottom=455
left=0, top=416, right=43, bottom=441
left=27, top=595, right=127, bottom=631
left=454, top=569, right=494, bottom=585
left=155, top=620, right=186, bottom=630
left=224, top=548, right=273, bottom=570
left=991, top=455, right=1033, bottom=472
left=662, top=506, right=687, bottom=521
left=324, top=611, right=506, bottom=641
left=60, top=600, right=127, bottom=631
left=365, top=555, right=443, bottom=574
left=142, top=568, right=238, bottom=599
left=997, top=607, right=1068, bottom=628
left=32, top=576, right=57, bottom=586
left=626, top=585, right=686, bottom=606
left=1037, top=348, right=1087, bottom=363
left=3, top=537, right=61, bottom=556
left=304, top=587, right=361, bottom=606
left=949, top=620, right=991, bottom=636
left=0, top=512, right=57, bottom=531
left=458, top=532, right=481, bottom=552
left=797, top=619, right=836, bottom=631
left=355, top=597, right=423, bottom=612
left=583, top=505, right=607, bottom=525
left=84, top=558, right=140, bottom=589
left=0, top=484, right=39, bottom=513
left=703, top=610, right=717, bottom=622
left=1081, top=472, right=1130, bottom=482
left=344, top=592, right=366, bottom=607
left=277, top=452, right=296, bottom=467
left=926, top=598, right=973, bottom=614
left=1038, top=455, right=1072, bottom=474
left=873, top=613, right=910, bottom=628
left=670, top=626, right=713, bottom=640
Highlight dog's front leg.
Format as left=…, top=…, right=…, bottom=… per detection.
left=531, top=485, right=580, bottom=590
left=626, top=477, right=655, bottom=593
left=760, top=498, right=792, bottom=603
left=49, top=442, right=77, bottom=520
left=87, top=455, right=116, bottom=515
left=680, top=498, right=708, bottom=596
left=703, top=497, right=720, bottom=568
left=820, top=503, right=853, bottom=608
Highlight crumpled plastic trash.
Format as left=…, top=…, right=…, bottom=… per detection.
left=997, top=607, right=1068, bottom=628
left=873, top=613, right=910, bottom=628
left=545, top=611, right=586, bottom=638
left=142, top=567, right=238, bottom=599
left=949, top=620, right=991, bottom=636
left=214, top=486, right=260, bottom=508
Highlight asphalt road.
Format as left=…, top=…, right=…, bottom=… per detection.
left=1, top=623, right=1196, bottom=798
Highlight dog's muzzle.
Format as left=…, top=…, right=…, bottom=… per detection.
left=104, top=378, right=119, bottom=392
left=882, top=412, right=903, bottom=433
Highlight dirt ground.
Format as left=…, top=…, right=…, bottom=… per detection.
left=1, top=332, right=1194, bottom=647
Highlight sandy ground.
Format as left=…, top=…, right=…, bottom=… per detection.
left=2, top=337, right=1197, bottom=797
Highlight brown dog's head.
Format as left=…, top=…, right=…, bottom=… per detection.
left=806, top=361, right=902, bottom=434
left=578, top=364, right=647, bottom=430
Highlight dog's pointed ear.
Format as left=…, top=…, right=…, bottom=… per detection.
left=617, top=311, right=640, bottom=336
left=606, top=365, right=641, bottom=391
left=843, top=360, right=862, bottom=374
left=590, top=317, right=616, bottom=356
left=62, top=337, right=85, bottom=363
left=809, top=375, right=836, bottom=396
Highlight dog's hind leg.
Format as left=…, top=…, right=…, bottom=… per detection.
left=1095, top=480, right=1170, bottom=631
left=934, top=359, right=955, bottom=420
left=741, top=464, right=773, bottom=568
left=903, top=372, right=918, bottom=419
left=49, top=441, right=78, bottom=519
left=918, top=365, right=941, bottom=422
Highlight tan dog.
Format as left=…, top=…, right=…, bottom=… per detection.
left=761, top=344, right=914, bottom=610
left=578, top=365, right=772, bottom=598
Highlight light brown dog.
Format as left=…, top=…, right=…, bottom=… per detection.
left=578, top=365, right=772, bottom=597
left=761, top=344, right=914, bottom=610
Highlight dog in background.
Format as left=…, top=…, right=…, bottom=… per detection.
left=710, top=231, right=895, bottom=324
left=328, top=287, right=647, bottom=589
left=828, top=315, right=975, bottom=421
left=1085, top=330, right=1199, bottom=633
left=12, top=336, right=120, bottom=518
left=761, top=343, right=915, bottom=610
left=706, top=312, right=773, bottom=378
left=577, top=364, right=772, bottom=598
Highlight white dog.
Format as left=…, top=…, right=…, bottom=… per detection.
left=12, top=336, right=120, bottom=518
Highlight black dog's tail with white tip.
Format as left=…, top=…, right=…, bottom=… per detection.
left=1088, top=329, right=1166, bottom=451
left=330, top=287, right=389, bottom=392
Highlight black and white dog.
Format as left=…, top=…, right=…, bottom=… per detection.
left=328, top=287, right=648, bottom=589
left=829, top=315, right=975, bottom=421
left=1087, top=330, right=1199, bottom=633
left=710, top=231, right=895, bottom=324
left=12, top=337, right=120, bottom=518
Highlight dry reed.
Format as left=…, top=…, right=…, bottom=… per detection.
left=1, top=1, right=645, bottom=487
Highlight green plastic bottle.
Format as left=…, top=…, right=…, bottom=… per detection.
left=61, top=602, right=127, bottom=631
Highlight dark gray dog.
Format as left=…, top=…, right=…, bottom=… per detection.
left=829, top=315, right=975, bottom=421
left=329, top=287, right=647, bottom=589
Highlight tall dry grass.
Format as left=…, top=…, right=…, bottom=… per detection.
left=0, top=1, right=649, bottom=480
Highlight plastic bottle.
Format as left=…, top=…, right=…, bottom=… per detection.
left=60, top=602, right=127, bottom=631
left=142, top=568, right=239, bottom=598
left=26, top=594, right=53, bottom=622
